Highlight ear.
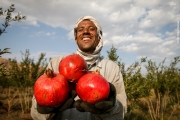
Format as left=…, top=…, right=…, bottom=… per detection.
left=97, top=35, right=100, bottom=43
left=75, top=38, right=78, bottom=44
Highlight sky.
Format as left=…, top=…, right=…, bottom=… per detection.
left=0, top=0, right=180, bottom=73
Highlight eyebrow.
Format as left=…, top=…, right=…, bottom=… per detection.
left=77, top=26, right=97, bottom=29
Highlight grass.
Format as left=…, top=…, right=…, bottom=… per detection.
left=0, top=86, right=180, bottom=120
left=0, top=86, right=33, bottom=120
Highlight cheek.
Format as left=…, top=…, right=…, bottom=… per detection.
left=76, top=33, right=82, bottom=40
left=75, top=34, right=81, bottom=43
left=75, top=39, right=78, bottom=44
left=94, top=35, right=100, bottom=45
left=75, top=36, right=78, bottom=42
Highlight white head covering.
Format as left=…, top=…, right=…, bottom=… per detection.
left=74, top=16, right=103, bottom=67
left=74, top=16, right=103, bottom=39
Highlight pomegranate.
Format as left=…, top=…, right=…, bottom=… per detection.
left=34, top=69, right=70, bottom=107
left=76, top=70, right=110, bottom=104
left=59, top=54, right=88, bottom=83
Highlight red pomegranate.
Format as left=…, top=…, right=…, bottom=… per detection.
left=76, top=70, right=110, bottom=104
left=34, top=69, right=70, bottom=107
left=59, top=54, right=88, bottom=83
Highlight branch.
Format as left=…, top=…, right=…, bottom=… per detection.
left=0, top=4, right=26, bottom=36
left=0, top=48, right=11, bottom=57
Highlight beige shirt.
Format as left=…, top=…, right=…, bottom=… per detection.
left=31, top=56, right=127, bottom=120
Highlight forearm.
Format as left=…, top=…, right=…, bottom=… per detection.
left=30, top=96, right=55, bottom=120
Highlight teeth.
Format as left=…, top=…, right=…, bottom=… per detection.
left=83, top=38, right=90, bottom=40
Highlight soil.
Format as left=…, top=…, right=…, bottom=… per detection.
left=0, top=101, right=33, bottom=120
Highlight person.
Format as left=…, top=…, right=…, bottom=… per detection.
left=30, top=16, right=127, bottom=120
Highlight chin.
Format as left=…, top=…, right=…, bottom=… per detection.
left=80, top=48, right=94, bottom=54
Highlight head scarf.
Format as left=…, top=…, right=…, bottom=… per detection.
left=74, top=16, right=103, bottom=66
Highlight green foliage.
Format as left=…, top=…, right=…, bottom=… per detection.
left=0, top=44, right=179, bottom=119
left=107, top=45, right=151, bottom=101
left=107, top=45, right=180, bottom=120
left=0, top=48, right=11, bottom=57
left=0, top=4, right=26, bottom=35
left=0, top=48, right=11, bottom=80
left=0, top=3, right=26, bottom=79
left=144, top=58, right=180, bottom=120
left=107, top=44, right=119, bottom=62
left=0, top=50, right=47, bottom=88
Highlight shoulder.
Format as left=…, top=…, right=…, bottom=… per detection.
left=97, top=58, right=122, bottom=83
left=50, top=56, right=65, bottom=63
left=98, top=58, right=120, bottom=75
left=47, top=55, right=65, bottom=72
left=100, top=58, right=119, bottom=69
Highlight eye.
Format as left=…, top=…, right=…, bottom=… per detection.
left=89, top=26, right=96, bottom=31
left=77, top=27, right=84, bottom=32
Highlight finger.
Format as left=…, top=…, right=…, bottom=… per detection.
left=71, top=90, right=77, bottom=98
left=58, top=98, right=74, bottom=112
left=80, top=101, right=101, bottom=114
left=37, top=104, right=55, bottom=114
left=95, top=100, right=113, bottom=110
left=109, top=83, right=116, bottom=94
left=73, top=100, right=85, bottom=112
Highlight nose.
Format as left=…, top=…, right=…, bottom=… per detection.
left=83, top=28, right=90, bottom=35
left=84, top=28, right=89, bottom=33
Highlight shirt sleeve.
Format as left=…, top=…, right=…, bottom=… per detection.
left=47, top=56, right=64, bottom=73
left=92, top=59, right=127, bottom=120
left=30, top=56, right=63, bottom=120
left=30, top=96, right=55, bottom=120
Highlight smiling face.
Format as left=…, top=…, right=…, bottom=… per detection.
left=75, top=20, right=100, bottom=54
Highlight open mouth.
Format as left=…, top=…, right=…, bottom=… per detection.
left=83, top=38, right=90, bottom=40
left=82, top=37, right=91, bottom=42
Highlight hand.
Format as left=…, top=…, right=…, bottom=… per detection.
left=37, top=90, right=77, bottom=114
left=74, top=83, right=116, bottom=114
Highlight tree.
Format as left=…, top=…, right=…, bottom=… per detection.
left=0, top=48, right=11, bottom=57
left=0, top=4, right=27, bottom=57
left=0, top=48, right=11, bottom=78
left=0, top=50, right=47, bottom=87
left=0, top=4, right=26, bottom=35
left=107, top=45, right=153, bottom=119
left=144, top=57, right=180, bottom=120
left=0, top=4, right=26, bottom=74
left=107, top=44, right=119, bottom=62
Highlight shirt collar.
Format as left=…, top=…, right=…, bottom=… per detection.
left=88, top=57, right=102, bottom=69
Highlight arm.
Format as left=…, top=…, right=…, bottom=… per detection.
left=102, top=60, right=127, bottom=115
left=92, top=80, right=125, bottom=120
left=30, top=56, right=65, bottom=120
left=97, top=61, right=127, bottom=119
left=30, top=96, right=55, bottom=120
left=46, top=56, right=64, bottom=73
left=93, top=71, right=127, bottom=120
left=92, top=101, right=124, bottom=120
left=92, top=59, right=127, bottom=119
left=74, top=60, right=127, bottom=120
